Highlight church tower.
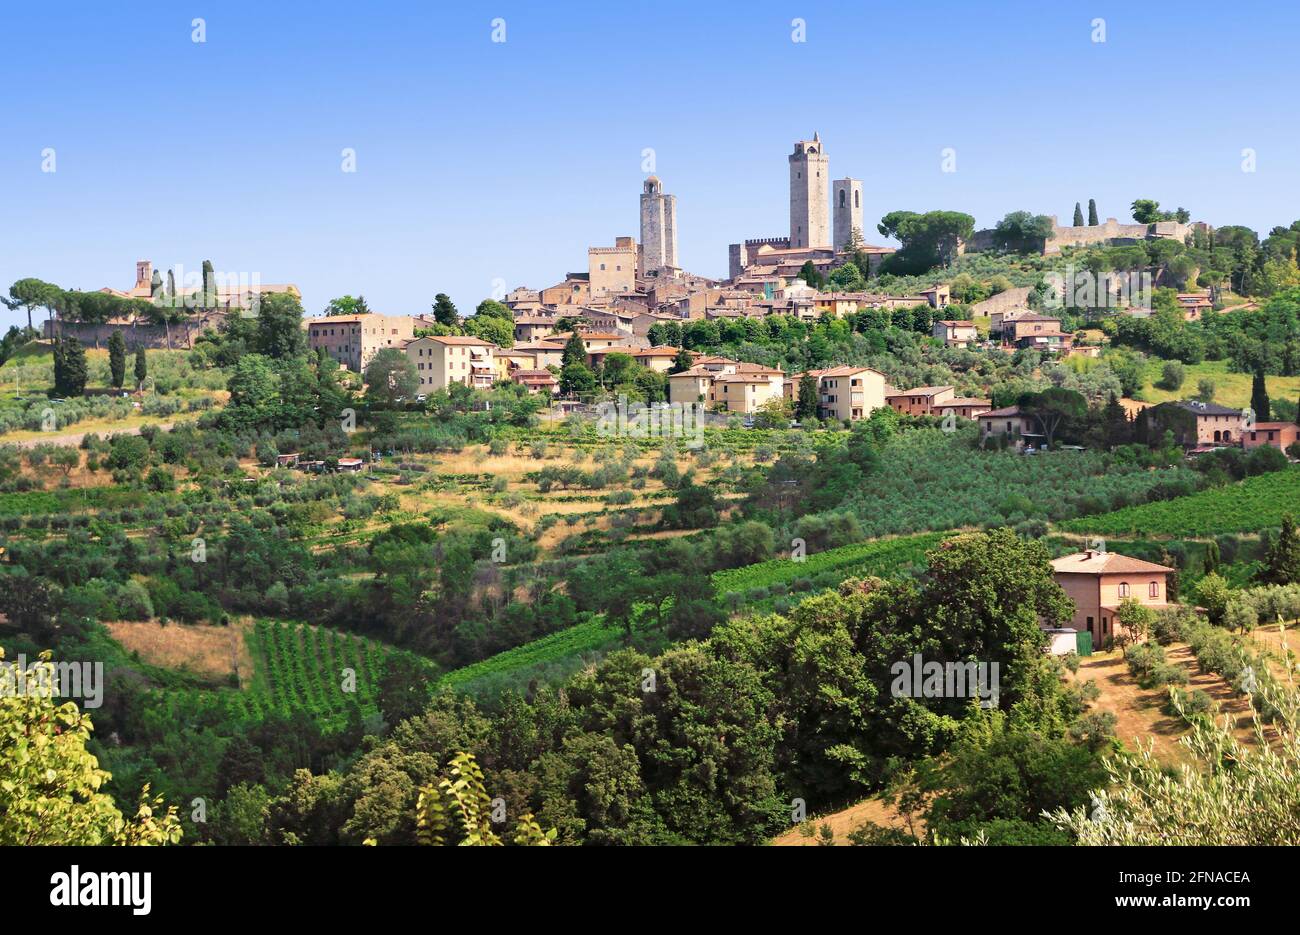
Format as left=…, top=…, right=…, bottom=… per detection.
left=789, top=134, right=829, bottom=249
left=639, top=176, right=678, bottom=273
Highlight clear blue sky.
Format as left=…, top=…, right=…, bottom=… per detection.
left=3, top=0, right=1298, bottom=330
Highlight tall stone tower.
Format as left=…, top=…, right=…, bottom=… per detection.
left=789, top=134, right=829, bottom=249
left=833, top=178, right=863, bottom=253
left=639, top=176, right=678, bottom=272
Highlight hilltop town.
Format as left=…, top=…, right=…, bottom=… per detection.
left=4, top=130, right=1300, bottom=857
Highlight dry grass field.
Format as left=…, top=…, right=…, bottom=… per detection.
left=106, top=617, right=255, bottom=687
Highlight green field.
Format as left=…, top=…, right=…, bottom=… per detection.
left=1058, top=467, right=1300, bottom=538
left=440, top=532, right=951, bottom=699
left=1140, top=358, right=1300, bottom=409
left=439, top=617, right=621, bottom=692
left=142, top=620, right=432, bottom=733
left=711, top=531, right=945, bottom=595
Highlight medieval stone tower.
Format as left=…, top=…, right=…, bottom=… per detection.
left=639, top=176, right=678, bottom=272
left=789, top=134, right=830, bottom=249
left=833, top=178, right=863, bottom=253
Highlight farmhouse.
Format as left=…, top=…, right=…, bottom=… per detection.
left=1174, top=400, right=1246, bottom=446
left=1051, top=550, right=1175, bottom=647
left=977, top=405, right=1044, bottom=450
left=1242, top=421, right=1300, bottom=454
left=932, top=319, right=978, bottom=347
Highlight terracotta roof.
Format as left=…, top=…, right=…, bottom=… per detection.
left=979, top=406, right=1021, bottom=418
left=424, top=335, right=496, bottom=347
left=1051, top=552, right=1175, bottom=575
left=887, top=385, right=953, bottom=398
left=715, top=372, right=773, bottom=383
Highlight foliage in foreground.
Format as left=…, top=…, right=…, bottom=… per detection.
left=1050, top=679, right=1300, bottom=845
left=0, top=648, right=182, bottom=845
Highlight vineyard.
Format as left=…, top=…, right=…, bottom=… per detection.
left=142, top=621, right=430, bottom=734
left=439, top=616, right=622, bottom=698
left=1058, top=467, right=1300, bottom=538
left=712, top=531, right=946, bottom=596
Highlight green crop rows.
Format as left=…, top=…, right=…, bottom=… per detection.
left=1058, top=467, right=1300, bottom=538
left=711, top=531, right=946, bottom=596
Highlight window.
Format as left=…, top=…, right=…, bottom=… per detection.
left=1149, top=581, right=1160, bottom=598
left=1119, top=582, right=1130, bottom=597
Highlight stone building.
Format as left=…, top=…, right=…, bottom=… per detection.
left=307, top=313, right=414, bottom=372
left=832, top=178, right=863, bottom=253
left=789, top=134, right=830, bottom=249
left=638, top=176, right=678, bottom=273
left=588, top=237, right=637, bottom=299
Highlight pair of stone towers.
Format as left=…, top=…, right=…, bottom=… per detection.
left=789, top=132, right=861, bottom=252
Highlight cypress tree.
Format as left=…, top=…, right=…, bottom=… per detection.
left=797, top=373, right=820, bottom=420
left=1073, top=202, right=1084, bottom=226
left=1264, top=514, right=1300, bottom=585
left=108, top=330, right=127, bottom=389
left=562, top=332, right=586, bottom=369
left=134, top=346, right=148, bottom=388
left=1251, top=369, right=1270, bottom=423
left=53, top=337, right=87, bottom=397
left=202, top=260, right=217, bottom=308
left=1087, top=199, right=1099, bottom=226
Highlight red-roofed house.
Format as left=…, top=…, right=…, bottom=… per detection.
left=1242, top=422, right=1300, bottom=454
left=1051, top=550, right=1175, bottom=646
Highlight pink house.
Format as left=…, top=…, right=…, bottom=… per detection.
left=1051, top=550, right=1174, bottom=646
left=1242, top=422, right=1300, bottom=454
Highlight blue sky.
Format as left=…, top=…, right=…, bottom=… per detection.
left=2, top=0, right=1298, bottom=330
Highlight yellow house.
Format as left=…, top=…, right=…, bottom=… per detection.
left=403, top=335, right=497, bottom=392
left=791, top=366, right=888, bottom=422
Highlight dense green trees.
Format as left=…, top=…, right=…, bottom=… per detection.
left=323, top=295, right=371, bottom=316
left=992, top=211, right=1053, bottom=254
left=256, top=293, right=307, bottom=359
left=0, top=648, right=182, bottom=845
left=364, top=348, right=419, bottom=408
left=878, top=210, right=975, bottom=273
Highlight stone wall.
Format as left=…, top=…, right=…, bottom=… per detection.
left=969, top=286, right=1032, bottom=317
left=43, top=310, right=232, bottom=350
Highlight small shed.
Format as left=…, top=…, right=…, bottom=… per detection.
left=1042, top=627, right=1081, bottom=656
